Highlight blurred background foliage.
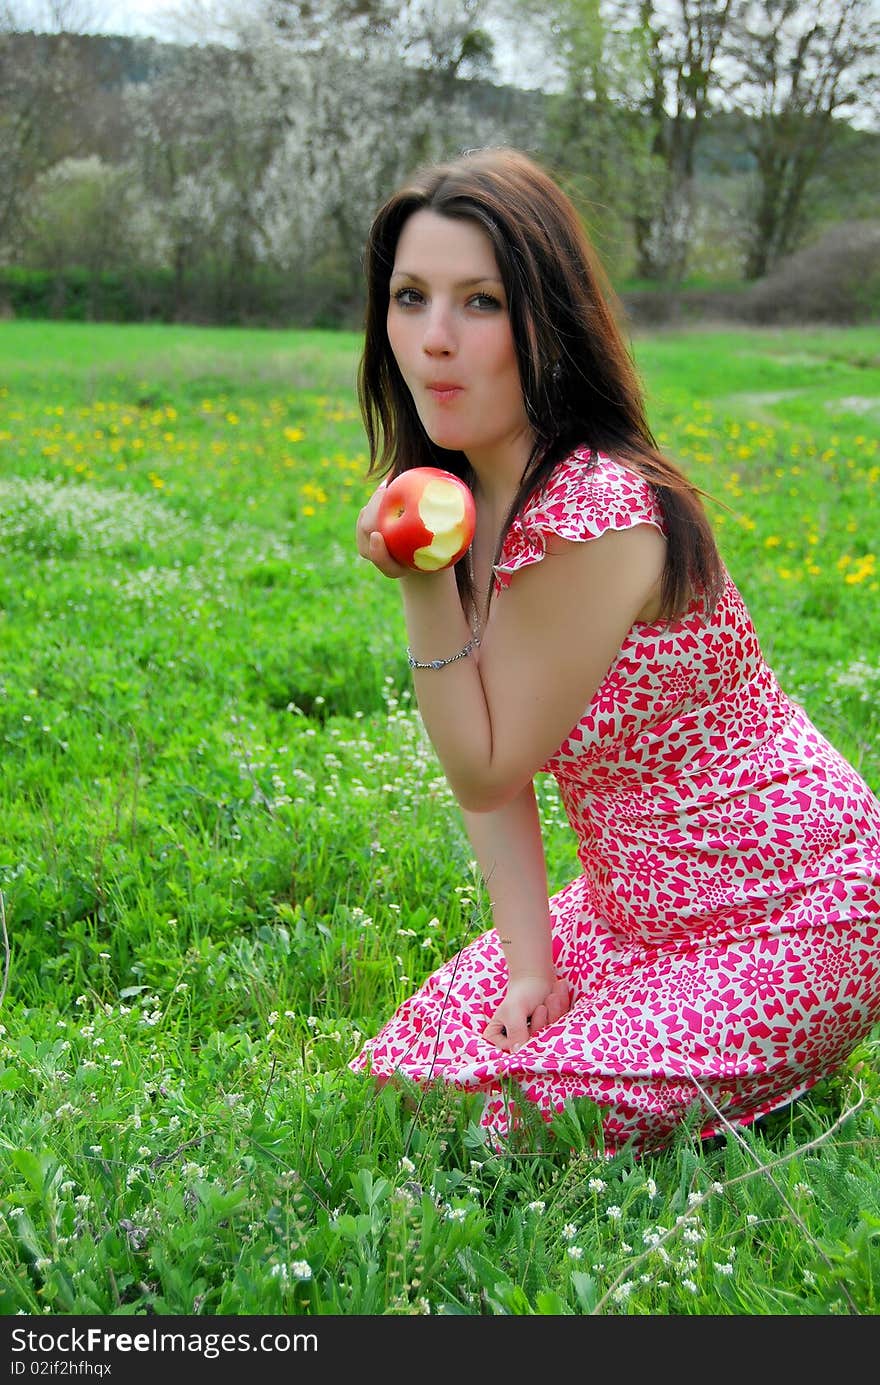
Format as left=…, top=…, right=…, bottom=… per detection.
left=0, top=0, right=878, bottom=328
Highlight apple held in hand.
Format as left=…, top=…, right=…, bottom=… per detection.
left=376, top=467, right=476, bottom=572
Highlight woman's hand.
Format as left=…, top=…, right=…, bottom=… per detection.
left=482, top=974, right=571, bottom=1053
left=355, top=481, right=410, bottom=579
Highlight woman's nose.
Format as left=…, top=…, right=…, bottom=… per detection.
left=421, top=304, right=456, bottom=355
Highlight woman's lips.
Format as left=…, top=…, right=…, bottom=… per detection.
left=426, top=383, right=463, bottom=402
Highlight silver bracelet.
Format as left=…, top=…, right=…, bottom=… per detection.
left=407, top=633, right=480, bottom=670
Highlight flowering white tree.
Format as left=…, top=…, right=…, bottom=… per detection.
left=20, top=155, right=146, bottom=272
left=125, top=0, right=513, bottom=318
left=0, top=0, right=101, bottom=256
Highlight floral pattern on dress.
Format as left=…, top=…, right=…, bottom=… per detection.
left=350, top=450, right=880, bottom=1154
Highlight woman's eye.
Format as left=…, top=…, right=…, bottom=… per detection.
left=392, top=287, right=423, bottom=307
left=468, top=293, right=502, bottom=310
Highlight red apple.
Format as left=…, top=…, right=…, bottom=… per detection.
left=376, top=467, right=476, bottom=572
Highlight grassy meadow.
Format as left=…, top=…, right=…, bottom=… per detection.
left=0, top=318, right=879, bottom=1317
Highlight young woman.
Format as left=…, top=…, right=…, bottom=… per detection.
left=350, top=146, right=880, bottom=1154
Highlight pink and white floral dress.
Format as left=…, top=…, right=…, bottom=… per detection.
left=350, top=450, right=880, bottom=1154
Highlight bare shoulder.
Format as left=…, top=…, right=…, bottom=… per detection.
left=471, top=522, right=668, bottom=807
left=534, top=522, right=667, bottom=623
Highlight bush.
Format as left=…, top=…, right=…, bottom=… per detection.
left=743, top=221, right=880, bottom=325
left=620, top=283, right=751, bottom=328
left=0, top=264, right=362, bottom=328
left=618, top=223, right=880, bottom=328
left=0, top=267, right=175, bottom=322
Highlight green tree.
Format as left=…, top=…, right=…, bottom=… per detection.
left=500, top=0, right=734, bottom=283
left=727, top=0, right=880, bottom=279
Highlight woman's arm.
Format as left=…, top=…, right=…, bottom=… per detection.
left=360, top=511, right=665, bottom=813
left=460, top=782, right=570, bottom=1052
left=462, top=781, right=553, bottom=980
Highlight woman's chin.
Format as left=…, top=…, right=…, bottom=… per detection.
left=423, top=426, right=470, bottom=453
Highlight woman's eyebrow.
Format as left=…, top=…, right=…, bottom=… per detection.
left=389, top=270, right=503, bottom=288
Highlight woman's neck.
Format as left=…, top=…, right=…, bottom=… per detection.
left=466, top=428, right=535, bottom=515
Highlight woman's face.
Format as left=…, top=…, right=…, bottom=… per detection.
left=386, top=209, right=534, bottom=472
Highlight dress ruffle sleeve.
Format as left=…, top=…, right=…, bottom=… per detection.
left=492, top=448, right=667, bottom=591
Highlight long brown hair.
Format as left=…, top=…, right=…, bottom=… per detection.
left=358, top=146, right=724, bottom=622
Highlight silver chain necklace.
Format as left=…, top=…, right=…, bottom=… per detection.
left=465, top=542, right=486, bottom=641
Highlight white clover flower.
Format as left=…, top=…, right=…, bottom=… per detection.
left=567, top=1246, right=584, bottom=1261
left=398, top=1156, right=416, bottom=1174
left=746, top=1213, right=759, bottom=1225
left=445, top=1207, right=467, bottom=1222
left=712, top=1182, right=724, bottom=1195
left=682, top=1278, right=698, bottom=1294
left=290, top=1261, right=312, bottom=1281
left=645, top=1178, right=658, bottom=1198
left=611, top=1281, right=634, bottom=1302
left=714, top=1262, right=734, bottom=1276
left=606, top=1205, right=622, bottom=1221
left=562, top=1223, right=578, bottom=1241
left=588, top=1178, right=606, bottom=1193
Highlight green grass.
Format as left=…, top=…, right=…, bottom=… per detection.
left=0, top=318, right=879, bottom=1316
